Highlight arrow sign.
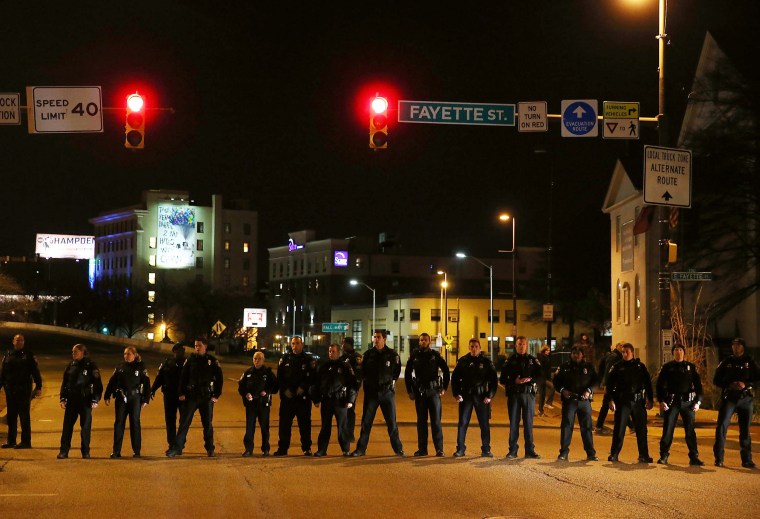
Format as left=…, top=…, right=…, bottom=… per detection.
left=628, top=107, right=638, bottom=116
left=561, top=99, right=598, bottom=137
left=573, top=106, right=586, bottom=117
left=662, top=191, right=673, bottom=201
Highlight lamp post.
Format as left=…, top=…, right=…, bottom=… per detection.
left=350, top=279, right=376, bottom=335
left=498, top=214, right=518, bottom=339
left=456, top=252, right=494, bottom=362
left=436, top=270, right=448, bottom=337
left=275, top=294, right=297, bottom=339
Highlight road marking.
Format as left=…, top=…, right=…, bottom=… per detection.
left=0, top=494, right=58, bottom=497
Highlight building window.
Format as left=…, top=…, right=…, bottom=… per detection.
left=635, top=274, right=641, bottom=321
left=431, top=308, right=441, bottom=322
left=149, top=236, right=157, bottom=249
left=243, top=223, right=251, bottom=235
left=148, top=291, right=155, bottom=303
left=242, top=275, right=249, bottom=287
left=148, top=272, right=156, bottom=285
left=243, top=242, right=249, bottom=253
left=224, top=258, right=231, bottom=269
left=616, top=279, right=622, bottom=323
left=243, top=259, right=250, bottom=271
left=149, top=255, right=156, bottom=266
left=197, top=222, right=204, bottom=233
left=393, top=309, right=405, bottom=322
left=410, top=309, right=420, bottom=321
left=448, top=309, right=459, bottom=322
left=224, top=241, right=231, bottom=251
left=197, top=239, right=204, bottom=251
left=355, top=257, right=362, bottom=268
left=147, top=313, right=155, bottom=325
left=196, top=257, right=203, bottom=269
left=352, top=320, right=362, bottom=348
left=224, top=223, right=231, bottom=233
left=488, top=309, right=500, bottom=323
left=505, top=309, right=516, bottom=323
left=622, top=282, right=631, bottom=326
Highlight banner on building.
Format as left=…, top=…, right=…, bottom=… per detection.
left=157, top=205, right=196, bottom=269
left=35, top=234, right=95, bottom=259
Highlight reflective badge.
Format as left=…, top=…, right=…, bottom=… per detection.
left=337, top=368, right=342, bottom=374
left=83, top=370, right=88, bottom=376
left=246, top=373, right=251, bottom=378
left=208, top=359, right=212, bottom=366
left=386, top=361, right=390, bottom=367
left=135, top=370, right=139, bottom=376
left=301, top=364, right=306, bottom=370
left=583, top=368, right=587, bottom=375
left=687, top=365, right=691, bottom=371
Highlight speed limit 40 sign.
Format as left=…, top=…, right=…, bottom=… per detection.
left=26, top=86, right=103, bottom=133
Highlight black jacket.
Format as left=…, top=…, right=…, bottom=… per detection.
left=277, top=351, right=316, bottom=398
left=713, top=354, right=758, bottom=400
left=150, top=356, right=185, bottom=397
left=656, top=360, right=703, bottom=404
left=238, top=365, right=278, bottom=406
left=607, top=358, right=653, bottom=403
left=0, top=348, right=42, bottom=394
left=554, top=360, right=598, bottom=400
left=60, top=358, right=103, bottom=404
left=312, top=358, right=357, bottom=406
left=404, top=348, right=450, bottom=396
left=358, top=346, right=401, bottom=393
left=499, top=353, right=543, bottom=395
left=179, top=353, right=223, bottom=400
left=105, top=360, right=151, bottom=404
left=451, top=353, right=497, bottom=401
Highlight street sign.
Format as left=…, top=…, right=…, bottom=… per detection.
left=671, top=271, right=712, bottom=281
left=644, top=145, right=692, bottom=208
left=543, top=304, right=554, bottom=321
left=517, top=101, right=547, bottom=132
left=243, top=308, right=267, bottom=328
left=661, top=329, right=674, bottom=363
left=211, top=320, right=226, bottom=335
left=322, top=322, right=349, bottom=333
left=602, top=101, right=639, bottom=139
left=398, top=100, right=515, bottom=126
left=26, top=86, right=103, bottom=134
left=0, top=93, right=21, bottom=125
left=561, top=99, right=598, bottom=137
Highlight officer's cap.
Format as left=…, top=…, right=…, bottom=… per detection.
left=732, top=337, right=746, bottom=347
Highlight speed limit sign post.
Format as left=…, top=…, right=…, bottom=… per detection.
left=26, top=86, right=103, bottom=133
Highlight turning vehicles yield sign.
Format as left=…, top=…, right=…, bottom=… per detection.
left=561, top=99, right=598, bottom=137
left=603, top=101, right=639, bottom=139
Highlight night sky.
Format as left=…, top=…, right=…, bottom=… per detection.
left=2, top=1, right=758, bottom=294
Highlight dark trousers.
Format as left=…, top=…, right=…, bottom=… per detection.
left=610, top=401, right=649, bottom=458
left=59, top=399, right=93, bottom=454
left=278, top=396, right=312, bottom=452
left=355, top=389, right=403, bottom=454
left=5, top=390, right=32, bottom=445
left=414, top=393, right=443, bottom=453
left=174, top=398, right=215, bottom=452
left=508, top=392, right=537, bottom=455
left=597, top=390, right=634, bottom=430
left=113, top=395, right=142, bottom=455
left=244, top=401, right=271, bottom=453
left=346, top=404, right=357, bottom=441
left=317, top=400, right=349, bottom=453
left=456, top=396, right=491, bottom=453
left=559, top=399, right=595, bottom=457
left=537, top=380, right=555, bottom=412
left=162, top=394, right=181, bottom=449
left=660, top=399, right=698, bottom=459
left=714, top=395, right=754, bottom=463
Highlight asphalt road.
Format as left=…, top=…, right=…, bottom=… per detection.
left=0, top=330, right=758, bottom=518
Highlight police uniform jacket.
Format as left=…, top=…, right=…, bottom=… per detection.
left=312, top=358, right=357, bottom=406
left=151, top=356, right=184, bottom=397
left=277, top=351, right=315, bottom=398
left=0, top=348, right=42, bottom=395
left=238, top=365, right=278, bottom=406
left=598, top=349, right=623, bottom=388
left=554, top=360, right=598, bottom=401
left=105, top=360, right=151, bottom=404
left=713, top=354, right=758, bottom=400
left=59, top=358, right=103, bottom=404
left=404, top=348, right=450, bottom=396
left=451, top=353, right=497, bottom=401
left=607, top=358, right=653, bottom=403
left=499, top=353, right=543, bottom=395
left=339, top=350, right=363, bottom=389
left=179, top=353, right=223, bottom=400
left=359, top=346, right=401, bottom=393
left=656, top=360, right=703, bottom=405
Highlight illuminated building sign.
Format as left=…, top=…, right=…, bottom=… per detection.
left=288, top=238, right=303, bottom=252
left=157, top=205, right=196, bottom=269
left=35, top=234, right=95, bottom=259
left=334, top=250, right=348, bottom=267
left=243, top=308, right=267, bottom=327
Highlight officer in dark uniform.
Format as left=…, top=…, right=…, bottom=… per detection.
left=57, top=344, right=103, bottom=459
left=104, top=347, right=151, bottom=458
left=595, top=342, right=624, bottom=433
left=451, top=338, right=497, bottom=458
left=405, top=332, right=450, bottom=456
left=656, top=343, right=704, bottom=466
left=606, top=342, right=653, bottom=463
left=238, top=351, right=278, bottom=457
left=150, top=343, right=186, bottom=452
left=500, top=336, right=543, bottom=459
left=273, top=336, right=315, bottom=456
left=350, top=329, right=405, bottom=457
left=0, top=334, right=42, bottom=449
left=313, top=344, right=357, bottom=457
left=713, top=337, right=758, bottom=468
left=339, top=337, right=362, bottom=442
left=167, top=337, right=223, bottom=458
left=554, top=346, right=599, bottom=461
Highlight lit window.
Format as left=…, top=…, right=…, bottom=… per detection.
left=224, top=258, right=231, bottom=269
left=197, top=222, right=204, bottom=233
left=224, top=241, right=231, bottom=251
left=197, top=239, right=204, bottom=251
left=147, top=313, right=155, bottom=325
left=243, top=242, right=249, bottom=253
left=242, top=275, right=249, bottom=287
left=148, top=291, right=156, bottom=303
left=148, top=272, right=156, bottom=285
left=224, top=223, right=231, bottom=233
left=149, top=237, right=157, bottom=249
left=146, top=332, right=155, bottom=341
left=149, top=255, right=156, bottom=266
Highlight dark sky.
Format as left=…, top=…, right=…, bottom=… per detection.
left=2, top=1, right=758, bottom=294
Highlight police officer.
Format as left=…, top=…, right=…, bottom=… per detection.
left=500, top=336, right=543, bottom=459
left=451, top=338, right=497, bottom=458
left=0, top=334, right=42, bottom=449
left=405, top=332, right=449, bottom=457
left=313, top=344, right=357, bottom=457
left=339, top=337, right=362, bottom=442
left=606, top=343, right=653, bottom=463
left=238, top=351, right=278, bottom=457
left=713, top=337, right=758, bottom=468
left=150, top=343, right=185, bottom=452
left=273, top=336, right=315, bottom=456
left=595, top=342, right=624, bottom=433
left=554, top=346, right=599, bottom=461
left=350, top=329, right=404, bottom=457
left=104, top=347, right=151, bottom=458
left=656, top=343, right=704, bottom=466
left=57, top=344, right=103, bottom=459
left=167, top=337, right=223, bottom=458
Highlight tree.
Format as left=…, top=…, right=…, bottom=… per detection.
left=0, top=272, right=41, bottom=320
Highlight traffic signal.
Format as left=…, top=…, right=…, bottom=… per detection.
left=125, top=93, right=145, bottom=149
left=369, top=95, right=388, bottom=149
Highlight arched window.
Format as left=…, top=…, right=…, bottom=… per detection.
left=616, top=279, right=622, bottom=323
left=635, top=275, right=641, bottom=321
left=622, top=282, right=631, bottom=326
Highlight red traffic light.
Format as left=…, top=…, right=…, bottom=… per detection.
left=125, top=93, right=145, bottom=149
left=371, top=96, right=388, bottom=114
left=127, top=93, right=144, bottom=113
left=369, top=95, right=388, bottom=150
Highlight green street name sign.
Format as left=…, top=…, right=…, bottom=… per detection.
left=671, top=272, right=712, bottom=281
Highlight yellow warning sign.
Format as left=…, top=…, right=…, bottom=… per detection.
left=603, top=101, right=639, bottom=119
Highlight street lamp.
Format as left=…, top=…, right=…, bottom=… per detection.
left=275, top=294, right=297, bottom=339
left=436, top=270, right=448, bottom=337
left=456, top=252, right=494, bottom=362
left=498, top=213, right=518, bottom=340
left=350, top=279, right=376, bottom=335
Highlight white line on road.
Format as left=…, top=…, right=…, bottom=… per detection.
left=0, top=494, right=58, bottom=497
